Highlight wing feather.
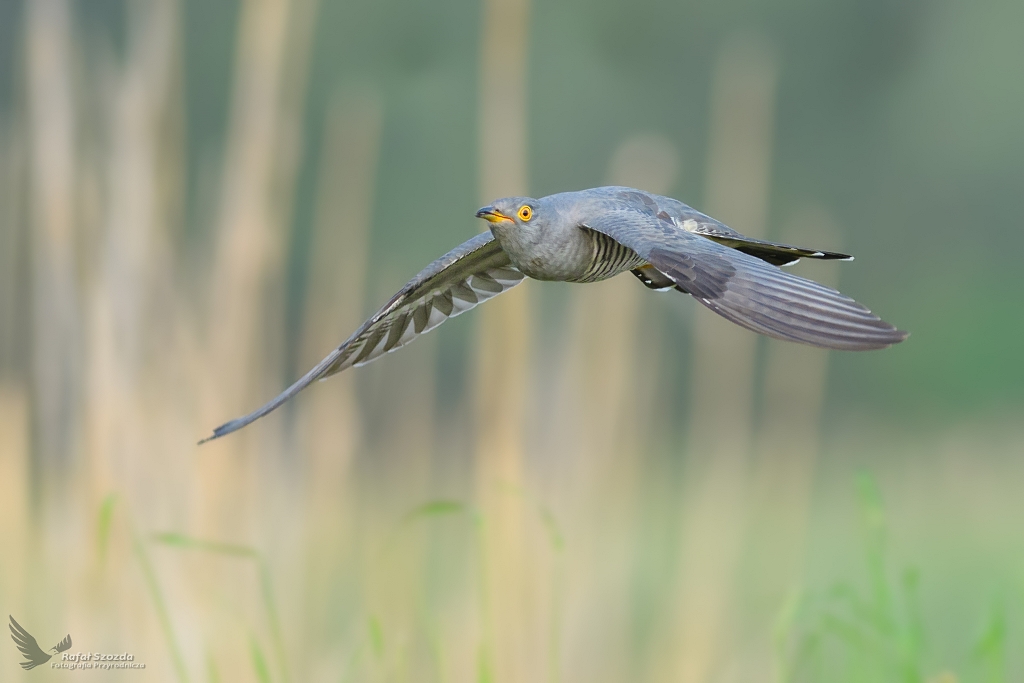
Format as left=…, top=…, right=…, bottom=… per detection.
left=613, top=187, right=852, bottom=265
left=199, top=232, right=522, bottom=443
left=583, top=209, right=907, bottom=351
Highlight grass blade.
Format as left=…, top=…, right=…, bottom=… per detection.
left=152, top=532, right=288, bottom=683
left=96, top=493, right=119, bottom=566
left=250, top=635, right=273, bottom=683
left=134, top=530, right=190, bottom=682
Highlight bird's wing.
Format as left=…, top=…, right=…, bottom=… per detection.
left=696, top=234, right=851, bottom=267
left=581, top=208, right=907, bottom=350
left=199, top=232, right=522, bottom=443
left=9, top=616, right=52, bottom=670
left=617, top=188, right=850, bottom=266
left=53, top=634, right=72, bottom=652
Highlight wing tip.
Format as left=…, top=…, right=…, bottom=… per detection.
left=819, top=251, right=854, bottom=261
left=838, top=325, right=909, bottom=351
left=197, top=421, right=236, bottom=446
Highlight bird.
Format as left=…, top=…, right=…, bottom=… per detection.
left=199, top=186, right=906, bottom=444
left=9, top=615, right=72, bottom=670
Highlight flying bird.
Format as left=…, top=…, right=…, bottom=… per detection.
left=200, top=186, right=906, bottom=443
left=9, top=615, right=72, bottom=670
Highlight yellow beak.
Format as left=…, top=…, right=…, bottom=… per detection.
left=475, top=206, right=514, bottom=224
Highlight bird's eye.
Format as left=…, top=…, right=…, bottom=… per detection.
left=518, top=205, right=533, bottom=221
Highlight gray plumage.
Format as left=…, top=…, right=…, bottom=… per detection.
left=200, top=186, right=906, bottom=443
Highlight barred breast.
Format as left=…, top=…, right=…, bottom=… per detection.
left=570, top=228, right=647, bottom=283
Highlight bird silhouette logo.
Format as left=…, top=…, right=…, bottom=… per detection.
left=9, top=616, right=72, bottom=670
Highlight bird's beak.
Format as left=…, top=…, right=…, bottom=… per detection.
left=475, top=206, right=514, bottom=224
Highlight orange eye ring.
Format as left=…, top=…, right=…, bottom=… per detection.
left=518, top=205, right=533, bottom=221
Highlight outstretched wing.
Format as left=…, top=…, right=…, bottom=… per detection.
left=613, top=187, right=852, bottom=266
left=53, top=634, right=72, bottom=652
left=199, top=232, right=523, bottom=443
left=696, top=233, right=852, bottom=267
left=9, top=616, right=52, bottom=670
left=582, top=209, right=907, bottom=350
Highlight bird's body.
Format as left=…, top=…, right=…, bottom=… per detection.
left=489, top=191, right=647, bottom=282
left=486, top=187, right=851, bottom=281
left=200, top=186, right=906, bottom=443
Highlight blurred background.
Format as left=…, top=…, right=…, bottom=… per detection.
left=1, top=0, right=1022, bottom=680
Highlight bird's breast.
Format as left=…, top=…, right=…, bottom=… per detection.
left=490, top=224, right=596, bottom=281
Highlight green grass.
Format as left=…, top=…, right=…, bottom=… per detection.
left=772, top=471, right=1013, bottom=683
left=350, top=491, right=564, bottom=682
left=150, top=532, right=289, bottom=683
left=250, top=635, right=273, bottom=683
left=973, top=603, right=1007, bottom=683
left=95, top=494, right=190, bottom=683
left=94, top=472, right=1017, bottom=682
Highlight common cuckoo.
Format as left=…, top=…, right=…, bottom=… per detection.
left=200, top=186, right=906, bottom=443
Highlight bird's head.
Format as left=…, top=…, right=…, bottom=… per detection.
left=475, top=196, right=549, bottom=244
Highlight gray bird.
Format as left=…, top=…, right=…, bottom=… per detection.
left=200, top=186, right=906, bottom=443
